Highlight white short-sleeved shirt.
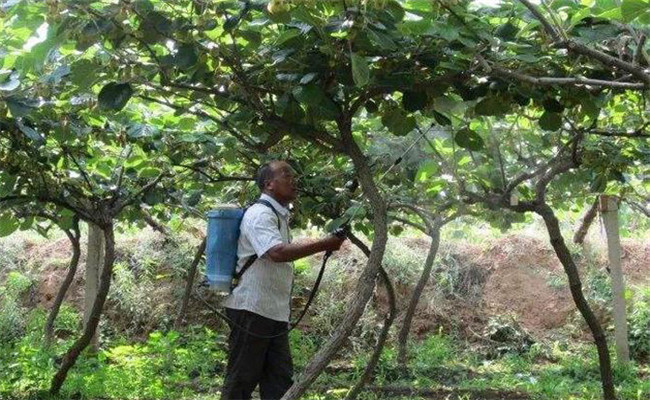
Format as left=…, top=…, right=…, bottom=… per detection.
left=222, top=194, right=293, bottom=322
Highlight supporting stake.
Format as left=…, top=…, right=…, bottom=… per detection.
left=599, top=195, right=630, bottom=366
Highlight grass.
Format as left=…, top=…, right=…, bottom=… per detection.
left=2, top=224, right=650, bottom=400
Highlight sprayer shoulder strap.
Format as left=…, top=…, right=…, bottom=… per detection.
left=232, top=200, right=282, bottom=285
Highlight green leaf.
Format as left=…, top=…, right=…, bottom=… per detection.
left=539, top=112, right=563, bottom=131
left=0, top=213, right=19, bottom=237
left=138, top=167, right=161, bottom=178
left=431, top=110, right=451, bottom=126
left=292, top=84, right=339, bottom=120
left=70, top=59, right=98, bottom=88
left=543, top=98, right=565, bottom=113
left=402, top=91, right=428, bottom=112
left=416, top=160, right=438, bottom=182
left=621, top=0, right=650, bottom=22
left=16, top=120, right=42, bottom=142
left=0, top=71, right=20, bottom=91
left=474, top=96, right=510, bottom=116
left=455, top=128, right=484, bottom=151
left=367, top=28, right=397, bottom=51
left=98, top=82, right=134, bottom=111
left=282, top=97, right=305, bottom=123
left=174, top=44, right=198, bottom=69
left=381, top=107, right=416, bottom=136
left=6, top=97, right=36, bottom=117
left=350, top=53, right=369, bottom=87
left=127, top=124, right=158, bottom=139
left=495, top=22, right=518, bottom=41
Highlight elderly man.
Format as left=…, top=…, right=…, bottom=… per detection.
left=221, top=160, right=345, bottom=400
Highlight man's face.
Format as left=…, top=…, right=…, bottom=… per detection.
left=267, top=162, right=297, bottom=204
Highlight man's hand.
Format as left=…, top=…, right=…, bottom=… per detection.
left=321, top=234, right=345, bottom=253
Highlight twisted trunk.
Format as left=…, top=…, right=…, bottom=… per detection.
left=50, top=222, right=115, bottom=395
left=44, top=228, right=81, bottom=346
left=397, top=221, right=442, bottom=367
left=281, top=125, right=388, bottom=400
left=175, top=237, right=206, bottom=328
left=345, top=234, right=396, bottom=400
left=536, top=203, right=616, bottom=400
left=573, top=197, right=598, bottom=244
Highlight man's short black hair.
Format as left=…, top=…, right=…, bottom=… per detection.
left=256, top=162, right=276, bottom=191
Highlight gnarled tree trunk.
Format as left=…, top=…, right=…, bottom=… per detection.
left=175, top=236, right=206, bottom=328
left=50, top=222, right=115, bottom=395
left=44, top=221, right=81, bottom=346
left=281, top=126, right=388, bottom=400
left=345, top=233, right=396, bottom=400
left=536, top=203, right=616, bottom=400
left=397, top=220, right=442, bottom=367
left=573, top=197, right=599, bottom=244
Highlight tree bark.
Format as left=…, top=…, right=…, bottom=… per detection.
left=84, top=223, right=105, bottom=352
left=44, top=222, right=81, bottom=346
left=573, top=197, right=599, bottom=244
left=536, top=203, right=617, bottom=400
left=50, top=222, right=115, bottom=395
left=397, top=220, right=442, bottom=367
left=599, top=196, right=630, bottom=366
left=344, top=234, right=396, bottom=400
left=142, top=208, right=172, bottom=237
left=175, top=236, right=206, bottom=328
left=281, top=125, right=388, bottom=400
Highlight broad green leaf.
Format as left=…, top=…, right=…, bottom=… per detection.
left=455, top=128, right=484, bottom=151
left=138, top=167, right=161, bottom=178
left=175, top=44, right=198, bottom=69
left=621, top=0, right=650, bottom=22
left=431, top=110, right=451, bottom=126
left=0, top=174, right=17, bottom=197
left=495, top=22, right=518, bottom=41
left=475, top=96, right=510, bottom=116
left=367, top=28, right=397, bottom=51
left=98, top=82, right=134, bottom=111
left=70, top=59, right=98, bottom=88
left=292, top=84, right=339, bottom=119
left=350, top=53, right=369, bottom=87
left=16, top=120, right=42, bottom=142
left=6, top=96, right=36, bottom=117
left=416, top=160, right=438, bottom=182
left=0, top=213, right=19, bottom=237
left=402, top=91, right=428, bottom=112
left=539, top=112, right=563, bottom=131
left=542, top=98, right=565, bottom=113
left=0, top=71, right=20, bottom=91
left=381, top=107, right=416, bottom=136
left=127, top=124, right=158, bottom=139
left=282, top=97, right=305, bottom=123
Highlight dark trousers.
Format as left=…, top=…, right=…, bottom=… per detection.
left=221, top=308, right=293, bottom=400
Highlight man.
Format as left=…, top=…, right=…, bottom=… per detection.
left=221, top=160, right=345, bottom=400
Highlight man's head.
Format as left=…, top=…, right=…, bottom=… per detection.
left=257, top=161, right=297, bottom=205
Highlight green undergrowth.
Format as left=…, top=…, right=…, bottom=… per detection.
left=1, top=306, right=650, bottom=400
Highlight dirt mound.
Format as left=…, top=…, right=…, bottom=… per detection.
left=30, top=237, right=86, bottom=310
left=482, top=235, right=575, bottom=336
left=398, top=235, right=575, bottom=339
